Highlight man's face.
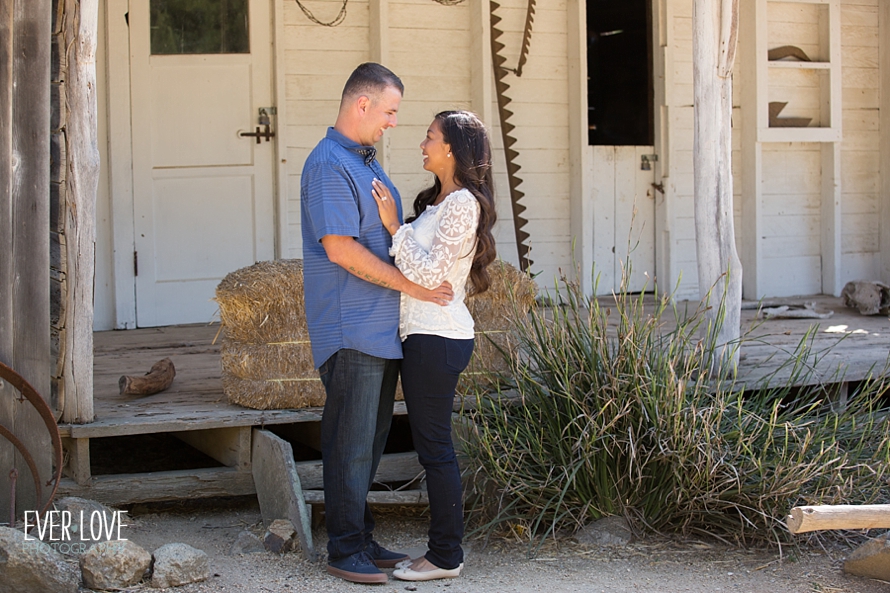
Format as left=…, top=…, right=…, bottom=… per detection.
left=357, top=85, right=402, bottom=146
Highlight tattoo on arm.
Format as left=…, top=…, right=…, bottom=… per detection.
left=348, top=266, right=394, bottom=289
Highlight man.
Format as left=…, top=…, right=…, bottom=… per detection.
left=301, top=63, right=453, bottom=584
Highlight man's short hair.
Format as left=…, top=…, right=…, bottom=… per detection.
left=341, top=63, right=404, bottom=103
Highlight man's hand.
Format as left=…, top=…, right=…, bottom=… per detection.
left=409, top=281, right=453, bottom=306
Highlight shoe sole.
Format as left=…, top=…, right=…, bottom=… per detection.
left=327, top=565, right=388, bottom=584
left=374, top=555, right=411, bottom=569
left=393, top=563, right=463, bottom=582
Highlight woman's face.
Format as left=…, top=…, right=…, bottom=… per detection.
left=420, top=119, right=453, bottom=178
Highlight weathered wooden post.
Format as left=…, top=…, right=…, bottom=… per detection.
left=693, top=0, right=742, bottom=370
left=58, top=0, right=99, bottom=424
left=0, top=0, right=53, bottom=516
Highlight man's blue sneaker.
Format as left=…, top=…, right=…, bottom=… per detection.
left=365, top=540, right=411, bottom=568
left=327, top=551, right=387, bottom=584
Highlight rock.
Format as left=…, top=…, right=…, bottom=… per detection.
left=575, top=515, right=634, bottom=547
left=844, top=532, right=890, bottom=581
left=0, top=526, right=80, bottom=593
left=80, top=539, right=151, bottom=590
left=264, top=519, right=296, bottom=553
left=47, top=497, right=132, bottom=555
left=151, top=543, right=210, bottom=588
left=230, top=530, right=265, bottom=555
left=841, top=281, right=890, bottom=316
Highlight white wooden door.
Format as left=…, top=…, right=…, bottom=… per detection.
left=129, top=0, right=275, bottom=327
left=592, top=146, right=657, bottom=294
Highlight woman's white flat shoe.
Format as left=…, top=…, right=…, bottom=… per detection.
left=393, top=562, right=463, bottom=581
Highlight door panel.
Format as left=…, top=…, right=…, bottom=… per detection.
left=592, top=145, right=656, bottom=294
left=130, top=0, right=274, bottom=327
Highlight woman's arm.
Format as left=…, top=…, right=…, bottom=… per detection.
left=390, top=191, right=479, bottom=289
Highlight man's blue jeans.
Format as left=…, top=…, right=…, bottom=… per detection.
left=318, top=348, right=399, bottom=561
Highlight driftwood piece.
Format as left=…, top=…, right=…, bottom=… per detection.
left=841, top=281, right=890, bottom=316
left=758, top=302, right=833, bottom=320
left=768, top=102, right=812, bottom=128
left=787, top=505, right=890, bottom=534
left=768, top=45, right=811, bottom=62
left=119, top=358, right=176, bottom=396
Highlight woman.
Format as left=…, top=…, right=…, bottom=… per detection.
left=371, top=110, right=497, bottom=581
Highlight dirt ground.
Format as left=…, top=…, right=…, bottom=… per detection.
left=85, top=497, right=889, bottom=593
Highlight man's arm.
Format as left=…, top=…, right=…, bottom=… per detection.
left=321, top=235, right=453, bottom=305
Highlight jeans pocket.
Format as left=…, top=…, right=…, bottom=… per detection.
left=318, top=351, right=338, bottom=388
left=444, top=339, right=474, bottom=375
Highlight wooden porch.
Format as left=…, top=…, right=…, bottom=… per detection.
left=55, top=294, right=890, bottom=507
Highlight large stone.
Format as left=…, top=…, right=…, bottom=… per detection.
left=50, top=497, right=132, bottom=555
left=575, top=515, right=634, bottom=547
left=844, top=532, right=890, bottom=581
left=230, top=530, right=265, bottom=556
left=151, top=543, right=210, bottom=588
left=81, top=539, right=151, bottom=590
left=0, top=526, right=80, bottom=593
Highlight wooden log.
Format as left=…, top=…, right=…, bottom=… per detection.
left=787, top=505, right=890, bottom=534
left=60, top=0, right=99, bottom=424
left=119, top=358, right=176, bottom=396
left=692, top=0, right=742, bottom=370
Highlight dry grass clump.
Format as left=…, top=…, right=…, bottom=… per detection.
left=461, top=260, right=537, bottom=393
left=463, top=270, right=890, bottom=547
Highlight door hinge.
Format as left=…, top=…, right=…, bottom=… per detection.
left=134, top=251, right=138, bottom=277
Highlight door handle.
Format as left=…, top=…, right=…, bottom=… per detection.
left=240, top=125, right=275, bottom=144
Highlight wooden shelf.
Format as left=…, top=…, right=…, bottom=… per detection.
left=767, top=61, right=831, bottom=69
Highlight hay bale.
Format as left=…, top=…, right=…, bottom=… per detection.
left=460, top=260, right=537, bottom=392
left=215, top=259, right=309, bottom=344
left=220, top=339, right=404, bottom=410
left=216, top=259, right=535, bottom=409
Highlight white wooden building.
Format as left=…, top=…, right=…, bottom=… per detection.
left=91, top=0, right=890, bottom=330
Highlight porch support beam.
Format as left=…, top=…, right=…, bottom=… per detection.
left=61, top=0, right=99, bottom=423
left=882, top=1, right=890, bottom=283
left=369, top=0, right=391, bottom=173
left=469, top=0, right=492, bottom=126
left=106, top=0, right=136, bottom=328
left=566, top=0, right=593, bottom=295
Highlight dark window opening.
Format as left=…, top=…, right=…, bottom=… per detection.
left=587, top=0, right=653, bottom=146
left=150, top=0, right=249, bottom=55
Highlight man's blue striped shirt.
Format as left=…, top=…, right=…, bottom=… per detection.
left=300, top=127, right=404, bottom=368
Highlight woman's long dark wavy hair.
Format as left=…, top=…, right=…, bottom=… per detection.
left=407, top=110, right=497, bottom=294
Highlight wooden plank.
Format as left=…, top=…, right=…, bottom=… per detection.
left=302, top=489, right=428, bottom=506
left=62, top=437, right=91, bottom=486
left=0, top=0, right=17, bottom=522
left=591, top=146, right=616, bottom=293
left=788, top=505, right=890, bottom=534
left=55, top=468, right=257, bottom=504
left=1, top=0, right=53, bottom=516
left=106, top=0, right=137, bottom=329
left=251, top=429, right=313, bottom=560
left=469, top=0, right=492, bottom=125
left=566, top=0, right=592, bottom=295
left=881, top=0, right=890, bottom=283
left=292, top=451, right=423, bottom=490
left=821, top=142, right=842, bottom=295
left=173, top=426, right=252, bottom=471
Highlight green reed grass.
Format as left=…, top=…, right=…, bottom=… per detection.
left=462, top=272, right=890, bottom=546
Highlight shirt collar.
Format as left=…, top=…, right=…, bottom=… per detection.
left=326, top=127, right=377, bottom=166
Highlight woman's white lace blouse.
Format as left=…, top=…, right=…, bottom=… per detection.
left=390, top=188, right=479, bottom=341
